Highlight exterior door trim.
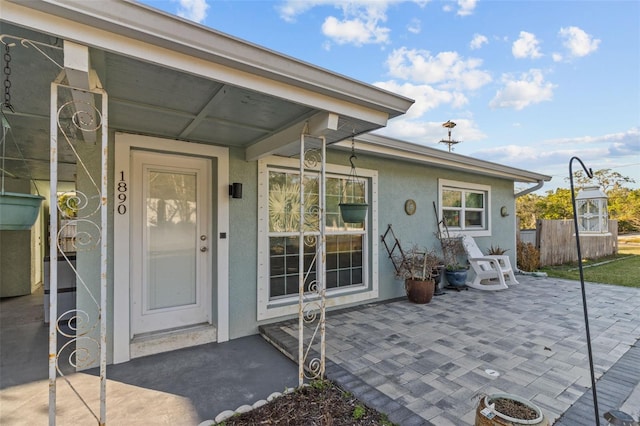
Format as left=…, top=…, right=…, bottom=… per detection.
left=113, top=133, right=229, bottom=363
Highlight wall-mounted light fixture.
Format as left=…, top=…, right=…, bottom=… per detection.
left=229, top=183, right=243, bottom=199
left=500, top=206, right=509, bottom=217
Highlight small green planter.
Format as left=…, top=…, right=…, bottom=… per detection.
left=339, top=203, right=368, bottom=223
left=0, top=192, right=45, bottom=230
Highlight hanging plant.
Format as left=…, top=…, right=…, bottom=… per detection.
left=0, top=43, right=44, bottom=230
left=339, top=135, right=368, bottom=224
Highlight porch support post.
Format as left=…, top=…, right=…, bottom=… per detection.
left=48, top=81, right=59, bottom=426
left=298, top=132, right=305, bottom=387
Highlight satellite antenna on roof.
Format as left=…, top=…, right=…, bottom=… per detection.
left=439, top=120, right=461, bottom=152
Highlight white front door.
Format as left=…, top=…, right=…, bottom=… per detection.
left=130, top=150, right=211, bottom=336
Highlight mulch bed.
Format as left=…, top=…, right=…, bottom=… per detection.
left=219, top=381, right=394, bottom=425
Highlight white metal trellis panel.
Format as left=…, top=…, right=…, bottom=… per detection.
left=49, top=80, right=108, bottom=426
left=297, top=134, right=327, bottom=387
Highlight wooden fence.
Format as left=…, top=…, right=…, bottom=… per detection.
left=531, top=219, right=618, bottom=266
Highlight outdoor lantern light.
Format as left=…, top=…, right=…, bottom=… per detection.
left=575, top=185, right=609, bottom=233
left=229, top=182, right=243, bottom=199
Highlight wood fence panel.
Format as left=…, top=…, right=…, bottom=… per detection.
left=537, top=219, right=618, bottom=266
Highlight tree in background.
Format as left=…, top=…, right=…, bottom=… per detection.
left=516, top=169, right=639, bottom=233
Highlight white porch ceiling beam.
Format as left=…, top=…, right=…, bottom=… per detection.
left=245, top=112, right=338, bottom=161
left=63, top=40, right=100, bottom=144
left=179, top=85, right=225, bottom=139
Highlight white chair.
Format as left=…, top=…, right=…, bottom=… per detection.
left=461, top=235, right=519, bottom=291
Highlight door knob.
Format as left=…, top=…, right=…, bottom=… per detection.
left=200, top=246, right=208, bottom=252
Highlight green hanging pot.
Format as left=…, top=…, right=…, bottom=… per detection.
left=0, top=192, right=45, bottom=230
left=339, top=202, right=368, bottom=223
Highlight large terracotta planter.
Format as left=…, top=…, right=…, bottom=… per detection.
left=475, top=393, right=548, bottom=426
left=404, top=279, right=435, bottom=304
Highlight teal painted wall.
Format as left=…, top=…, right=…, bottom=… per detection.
left=98, top=140, right=519, bottom=345
left=225, top=148, right=518, bottom=339
left=227, top=148, right=259, bottom=339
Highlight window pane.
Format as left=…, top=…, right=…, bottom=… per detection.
left=443, top=190, right=462, bottom=207
left=465, top=211, right=483, bottom=227
left=443, top=210, right=460, bottom=227
left=466, top=192, right=484, bottom=208
left=270, top=276, right=286, bottom=297
left=269, top=171, right=319, bottom=232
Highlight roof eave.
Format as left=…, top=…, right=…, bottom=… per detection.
left=5, top=0, right=413, bottom=118
left=334, top=133, right=552, bottom=184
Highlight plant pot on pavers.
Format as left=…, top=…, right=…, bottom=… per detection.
left=404, top=279, right=435, bottom=304
left=475, top=393, right=548, bottom=426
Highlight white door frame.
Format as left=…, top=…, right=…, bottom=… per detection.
left=113, top=133, right=229, bottom=363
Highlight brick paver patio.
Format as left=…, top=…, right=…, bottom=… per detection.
left=261, top=275, right=640, bottom=425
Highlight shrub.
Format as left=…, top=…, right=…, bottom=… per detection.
left=517, top=241, right=540, bottom=272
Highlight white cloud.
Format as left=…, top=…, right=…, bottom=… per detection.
left=559, top=26, right=600, bottom=57
left=470, top=33, right=488, bottom=50
left=472, top=128, right=640, bottom=189
left=374, top=80, right=468, bottom=118
left=385, top=47, right=492, bottom=91
left=322, top=15, right=390, bottom=45
left=489, top=69, right=556, bottom=110
left=278, top=1, right=415, bottom=45
left=544, top=128, right=640, bottom=156
left=407, top=18, right=421, bottom=34
left=552, top=52, right=563, bottom=62
left=457, top=0, right=477, bottom=16
left=176, top=0, right=209, bottom=23
left=512, top=31, right=542, bottom=59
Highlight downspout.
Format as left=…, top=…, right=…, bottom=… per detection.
left=515, top=179, right=545, bottom=198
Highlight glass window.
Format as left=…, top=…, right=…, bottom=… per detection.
left=440, top=182, right=489, bottom=232
left=267, top=169, right=366, bottom=300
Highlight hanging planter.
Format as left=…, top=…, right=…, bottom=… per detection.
left=339, top=202, right=368, bottom=223
left=0, top=192, right=44, bottom=230
left=0, top=45, right=44, bottom=231
left=339, top=134, right=368, bottom=224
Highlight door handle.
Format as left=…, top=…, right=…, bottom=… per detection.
left=200, top=246, right=208, bottom=252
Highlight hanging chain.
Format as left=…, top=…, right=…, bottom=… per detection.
left=3, top=44, right=15, bottom=112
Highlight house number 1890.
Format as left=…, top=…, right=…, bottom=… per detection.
left=117, top=171, right=127, bottom=215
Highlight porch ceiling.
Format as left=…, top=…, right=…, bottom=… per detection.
left=1, top=21, right=386, bottom=182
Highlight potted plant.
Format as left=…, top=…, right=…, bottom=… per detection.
left=437, top=236, right=468, bottom=288
left=444, top=262, right=469, bottom=288
left=476, top=393, right=548, bottom=426
left=392, top=245, right=442, bottom=304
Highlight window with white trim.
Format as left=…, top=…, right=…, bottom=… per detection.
left=267, top=168, right=366, bottom=299
left=257, top=157, right=379, bottom=320
left=439, top=179, right=491, bottom=235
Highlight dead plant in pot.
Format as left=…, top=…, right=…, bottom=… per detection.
left=392, top=245, right=442, bottom=304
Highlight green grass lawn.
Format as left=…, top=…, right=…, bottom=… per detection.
left=541, top=240, right=640, bottom=288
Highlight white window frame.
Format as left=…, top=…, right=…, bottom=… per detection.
left=257, top=156, right=378, bottom=321
left=438, top=179, right=491, bottom=237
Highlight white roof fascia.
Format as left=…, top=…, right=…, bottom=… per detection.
left=2, top=0, right=413, bottom=122
left=333, top=133, right=552, bottom=184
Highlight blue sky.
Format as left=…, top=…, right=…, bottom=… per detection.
left=141, top=0, right=639, bottom=192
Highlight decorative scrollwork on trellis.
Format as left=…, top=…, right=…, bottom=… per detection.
left=56, top=218, right=101, bottom=254
left=298, top=135, right=326, bottom=386
left=304, top=148, right=322, bottom=169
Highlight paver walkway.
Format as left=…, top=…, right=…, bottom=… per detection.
left=261, top=275, right=640, bottom=425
